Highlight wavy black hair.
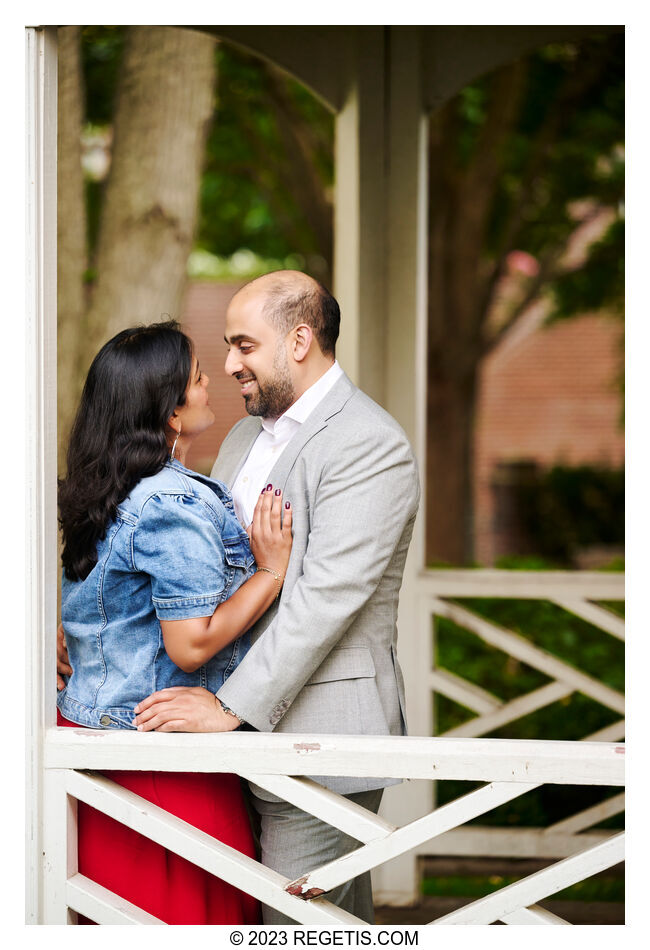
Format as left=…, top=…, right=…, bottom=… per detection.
left=58, top=321, right=193, bottom=581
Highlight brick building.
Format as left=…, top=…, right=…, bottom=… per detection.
left=181, top=281, right=624, bottom=565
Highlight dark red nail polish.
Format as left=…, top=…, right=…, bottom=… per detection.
left=275, top=489, right=281, bottom=496
left=285, top=501, right=291, bottom=509
left=266, top=483, right=273, bottom=491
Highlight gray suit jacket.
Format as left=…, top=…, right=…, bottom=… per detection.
left=214, top=373, right=420, bottom=794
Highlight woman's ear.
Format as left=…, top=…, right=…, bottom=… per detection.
left=291, top=324, right=313, bottom=363
left=167, top=410, right=181, bottom=435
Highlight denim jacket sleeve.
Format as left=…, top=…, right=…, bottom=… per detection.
left=131, top=492, right=229, bottom=620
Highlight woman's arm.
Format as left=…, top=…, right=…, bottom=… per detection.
left=161, top=487, right=292, bottom=672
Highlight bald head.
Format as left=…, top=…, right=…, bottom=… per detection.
left=234, top=270, right=340, bottom=357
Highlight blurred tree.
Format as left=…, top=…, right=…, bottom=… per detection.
left=57, top=25, right=216, bottom=467
left=198, top=43, right=334, bottom=284
left=58, top=30, right=334, bottom=465
left=57, top=26, right=87, bottom=458
left=61, top=28, right=623, bottom=566
left=426, top=33, right=624, bottom=564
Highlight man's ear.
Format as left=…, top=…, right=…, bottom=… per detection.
left=291, top=324, right=313, bottom=363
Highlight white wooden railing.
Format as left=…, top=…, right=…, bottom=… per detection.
left=42, top=728, right=624, bottom=925
left=39, top=569, right=625, bottom=924
left=380, top=569, right=625, bottom=889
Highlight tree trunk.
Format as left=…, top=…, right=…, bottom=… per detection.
left=425, top=62, right=527, bottom=565
left=57, top=25, right=87, bottom=469
left=84, top=26, right=217, bottom=357
left=426, top=368, right=478, bottom=565
left=426, top=103, right=484, bottom=565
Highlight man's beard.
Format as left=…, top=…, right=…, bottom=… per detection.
left=241, top=346, right=295, bottom=419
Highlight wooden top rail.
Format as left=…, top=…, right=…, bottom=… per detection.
left=417, top=569, right=624, bottom=600
left=44, top=729, right=624, bottom=786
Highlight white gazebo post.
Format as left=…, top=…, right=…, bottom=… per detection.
left=332, top=27, right=430, bottom=905
left=371, top=26, right=430, bottom=906
left=333, top=27, right=430, bottom=905
left=26, top=25, right=62, bottom=922
left=333, top=27, right=387, bottom=404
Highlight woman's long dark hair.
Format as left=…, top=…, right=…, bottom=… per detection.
left=59, top=321, right=193, bottom=581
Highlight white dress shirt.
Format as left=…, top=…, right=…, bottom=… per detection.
left=231, top=360, right=344, bottom=527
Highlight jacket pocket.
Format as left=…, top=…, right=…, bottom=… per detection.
left=307, top=646, right=376, bottom=685
left=223, top=538, right=254, bottom=569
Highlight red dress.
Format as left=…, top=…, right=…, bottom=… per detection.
left=58, top=710, right=261, bottom=925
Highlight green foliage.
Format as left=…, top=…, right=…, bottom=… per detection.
left=197, top=43, right=334, bottom=264
left=433, top=583, right=624, bottom=827
left=80, top=26, right=125, bottom=124
left=79, top=27, right=125, bottom=258
left=78, top=28, right=622, bottom=305
left=516, top=465, right=624, bottom=564
left=79, top=31, right=334, bottom=274
left=451, top=33, right=624, bottom=321
left=422, top=872, right=624, bottom=902
left=550, top=217, right=625, bottom=319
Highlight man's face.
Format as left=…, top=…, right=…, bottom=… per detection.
left=224, top=290, right=296, bottom=419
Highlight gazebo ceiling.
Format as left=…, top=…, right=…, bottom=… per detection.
left=190, top=24, right=622, bottom=114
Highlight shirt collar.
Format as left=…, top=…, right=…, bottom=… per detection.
left=262, top=360, right=343, bottom=434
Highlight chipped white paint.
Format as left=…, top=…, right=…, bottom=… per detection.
left=57, top=769, right=362, bottom=924
left=42, top=731, right=624, bottom=924
left=44, top=729, right=624, bottom=786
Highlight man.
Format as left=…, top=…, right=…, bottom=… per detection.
left=63, top=270, right=420, bottom=922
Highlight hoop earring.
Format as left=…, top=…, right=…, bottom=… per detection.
left=170, top=424, right=181, bottom=461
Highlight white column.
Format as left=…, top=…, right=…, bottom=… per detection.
left=333, top=28, right=387, bottom=405
left=26, top=25, right=59, bottom=923
left=42, top=770, right=78, bottom=924
left=372, top=26, right=430, bottom=907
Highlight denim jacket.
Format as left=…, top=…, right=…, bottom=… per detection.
left=57, top=460, right=256, bottom=729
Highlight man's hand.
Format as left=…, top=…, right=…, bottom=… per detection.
left=57, top=623, right=72, bottom=690
left=134, top=687, right=241, bottom=733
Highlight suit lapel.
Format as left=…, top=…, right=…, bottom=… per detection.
left=265, top=373, right=357, bottom=492
left=214, top=373, right=357, bottom=492
left=212, top=417, right=262, bottom=487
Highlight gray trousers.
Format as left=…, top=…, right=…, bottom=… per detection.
left=249, top=787, right=384, bottom=925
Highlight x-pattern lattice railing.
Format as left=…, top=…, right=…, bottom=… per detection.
left=414, top=570, right=625, bottom=863
left=42, top=729, right=624, bottom=925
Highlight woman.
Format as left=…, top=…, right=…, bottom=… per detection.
left=57, top=321, right=292, bottom=924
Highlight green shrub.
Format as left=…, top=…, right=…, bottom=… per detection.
left=516, top=464, right=624, bottom=564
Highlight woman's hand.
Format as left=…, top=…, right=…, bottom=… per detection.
left=249, top=485, right=293, bottom=580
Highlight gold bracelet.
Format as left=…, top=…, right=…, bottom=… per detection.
left=257, top=566, right=283, bottom=601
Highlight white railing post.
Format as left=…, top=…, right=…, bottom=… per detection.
left=26, top=23, right=58, bottom=924
left=42, top=769, right=78, bottom=924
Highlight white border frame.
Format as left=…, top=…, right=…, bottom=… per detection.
left=26, top=24, right=58, bottom=924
